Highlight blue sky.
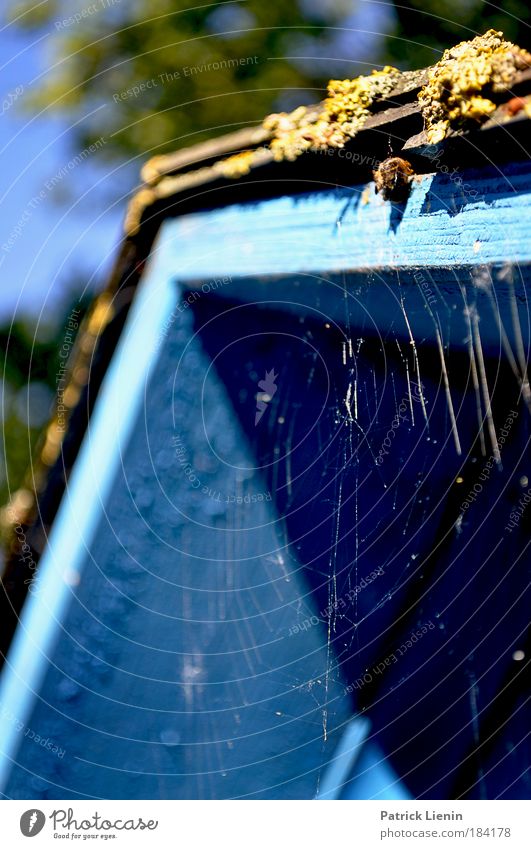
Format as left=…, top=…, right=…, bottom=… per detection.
left=0, top=1, right=393, bottom=327
left=0, top=14, right=125, bottom=326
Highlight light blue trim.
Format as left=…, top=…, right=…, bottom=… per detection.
left=163, top=162, right=531, bottom=279
left=316, top=717, right=371, bottom=799
left=0, top=235, right=178, bottom=793
left=316, top=718, right=411, bottom=800
left=342, top=743, right=412, bottom=800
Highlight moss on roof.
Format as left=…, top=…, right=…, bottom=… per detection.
left=121, top=30, right=531, bottom=235
left=419, top=29, right=531, bottom=144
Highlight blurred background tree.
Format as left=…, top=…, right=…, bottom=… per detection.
left=7, top=0, right=530, bottom=160
left=0, top=294, right=89, bottom=511
left=9, top=0, right=336, bottom=158
left=1, top=0, right=529, bottom=511
left=388, top=1, right=530, bottom=66
left=0, top=320, right=57, bottom=508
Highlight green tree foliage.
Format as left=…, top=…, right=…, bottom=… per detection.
left=11, top=1, right=331, bottom=157
left=0, top=298, right=87, bottom=508
left=388, top=0, right=530, bottom=68
left=1, top=319, right=55, bottom=506
left=10, top=1, right=530, bottom=160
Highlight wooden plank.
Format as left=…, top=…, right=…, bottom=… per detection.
left=138, top=66, right=531, bottom=187
left=0, top=238, right=352, bottom=800
left=141, top=125, right=271, bottom=184
left=162, top=160, right=531, bottom=277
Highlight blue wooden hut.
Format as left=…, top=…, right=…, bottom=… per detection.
left=0, top=31, right=529, bottom=800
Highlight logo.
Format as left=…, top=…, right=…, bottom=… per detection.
left=255, top=368, right=278, bottom=425
left=20, top=810, right=46, bottom=837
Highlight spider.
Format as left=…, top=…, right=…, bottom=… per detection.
left=373, top=156, right=415, bottom=202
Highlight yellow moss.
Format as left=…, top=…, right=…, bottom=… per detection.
left=263, top=104, right=322, bottom=162
left=214, top=149, right=259, bottom=178
left=128, top=31, right=531, bottom=199
left=264, top=66, right=401, bottom=162
left=124, top=187, right=156, bottom=236
left=419, top=29, right=531, bottom=144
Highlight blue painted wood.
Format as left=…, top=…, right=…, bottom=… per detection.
left=179, top=266, right=529, bottom=353
left=165, top=161, right=531, bottom=279
left=0, top=244, right=178, bottom=794
left=0, top=239, right=354, bottom=800
left=342, top=743, right=411, bottom=800
left=184, top=292, right=530, bottom=799
left=2, top=154, right=529, bottom=801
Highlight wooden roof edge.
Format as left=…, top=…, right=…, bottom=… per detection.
left=6, top=75, right=531, bottom=559
left=124, top=87, right=531, bottom=238
left=125, top=26, right=531, bottom=233
left=0, top=236, right=147, bottom=538
left=139, top=69, right=430, bottom=187
left=136, top=63, right=531, bottom=188
left=140, top=125, right=272, bottom=185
